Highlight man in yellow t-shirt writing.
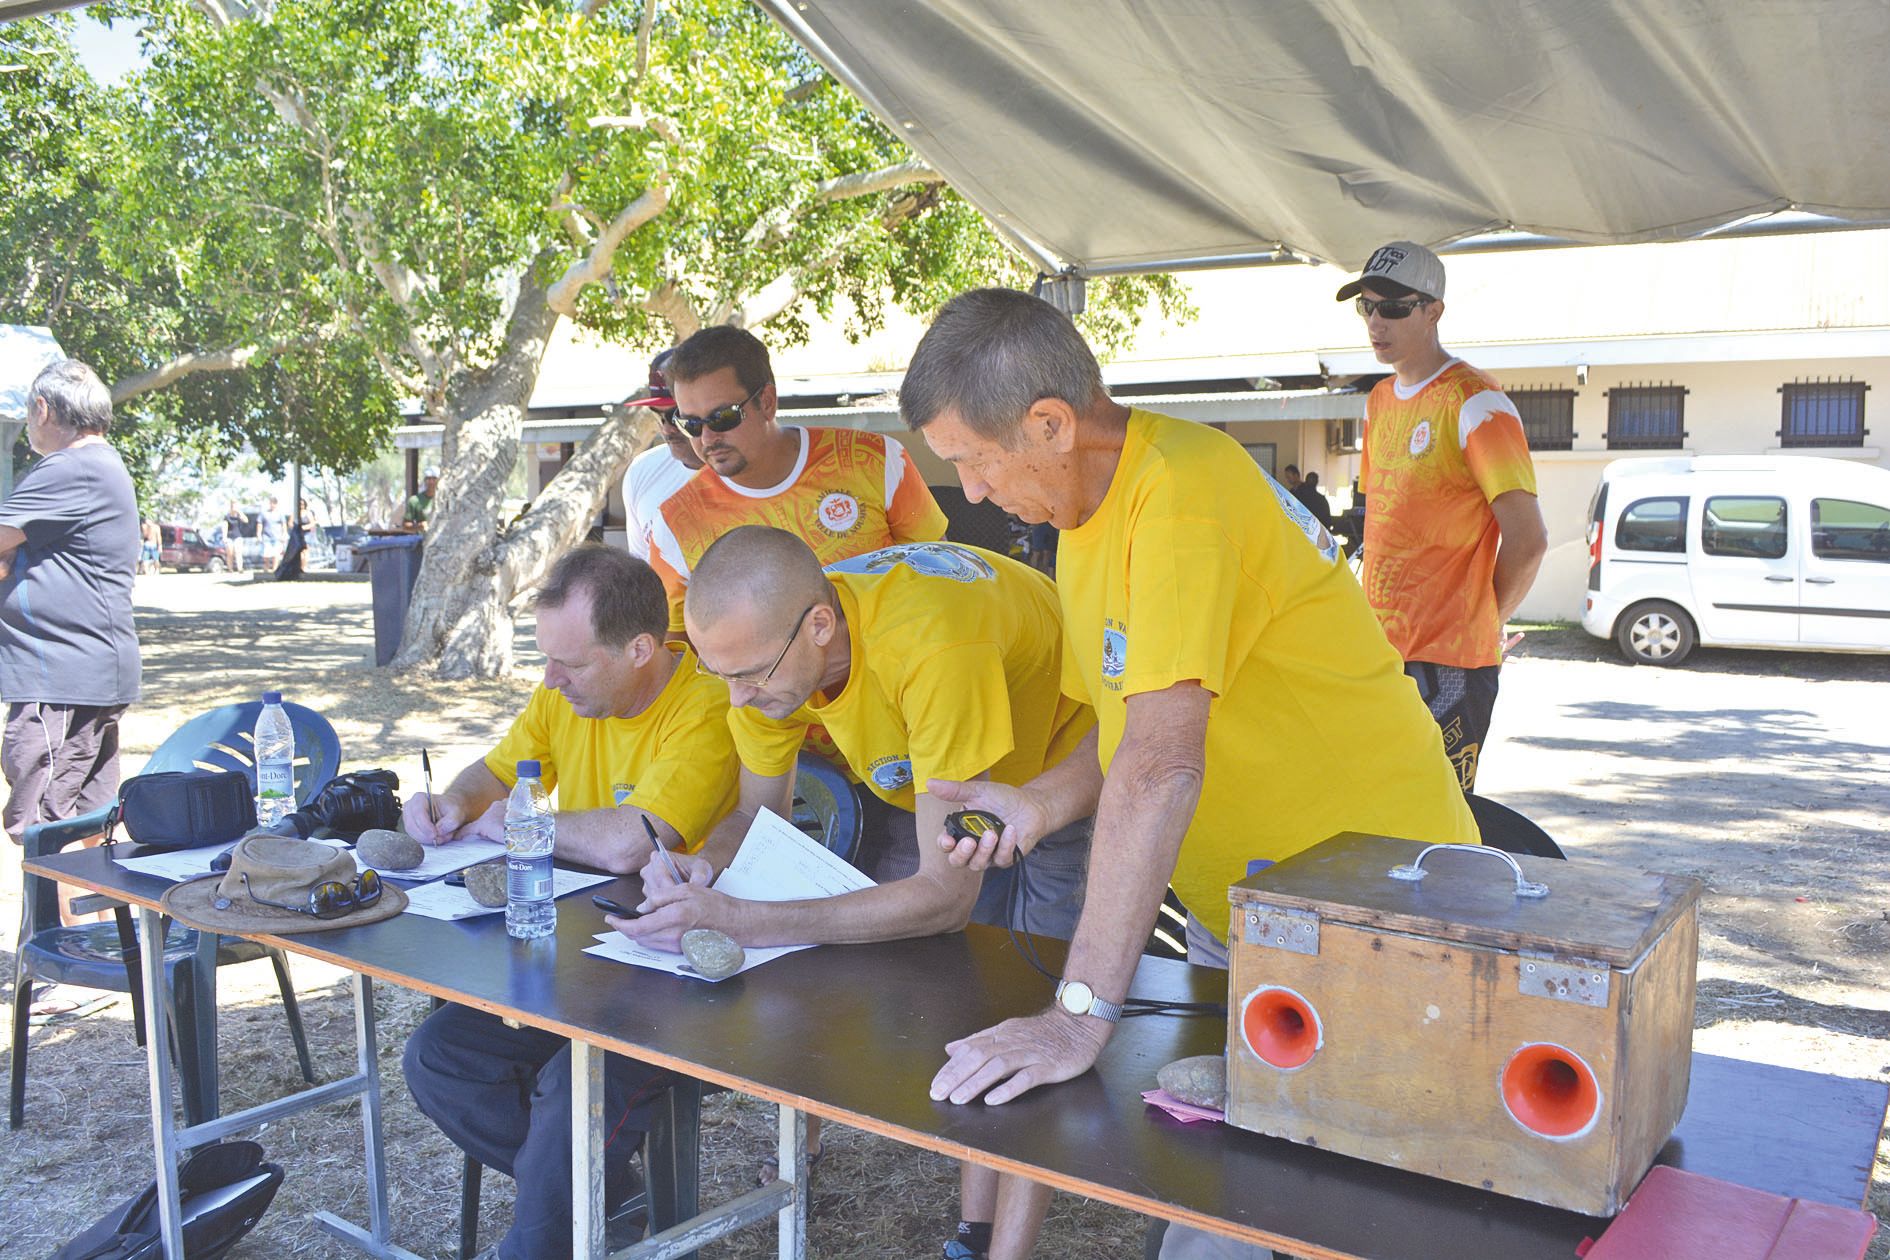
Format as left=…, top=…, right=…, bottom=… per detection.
left=1340, top=241, right=1548, bottom=789
left=400, top=544, right=738, bottom=1260
left=904, top=287, right=1477, bottom=1260
left=614, top=526, right=1094, bottom=1260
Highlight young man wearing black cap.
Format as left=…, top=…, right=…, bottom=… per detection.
left=1337, top=240, right=1548, bottom=790
left=619, top=348, right=704, bottom=560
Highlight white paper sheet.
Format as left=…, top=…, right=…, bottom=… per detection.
left=353, top=837, right=508, bottom=882
left=585, top=807, right=875, bottom=982
left=584, top=932, right=809, bottom=981
left=402, top=868, right=614, bottom=921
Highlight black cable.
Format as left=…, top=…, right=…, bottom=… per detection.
left=1002, top=848, right=1224, bottom=1020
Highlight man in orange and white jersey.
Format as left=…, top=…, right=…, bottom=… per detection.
left=1339, top=241, right=1548, bottom=789
left=648, top=325, right=948, bottom=631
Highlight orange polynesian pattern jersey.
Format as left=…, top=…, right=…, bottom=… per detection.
left=1359, top=359, right=1538, bottom=669
left=647, top=426, right=948, bottom=631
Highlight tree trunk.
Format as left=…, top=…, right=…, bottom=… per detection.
left=389, top=278, right=661, bottom=678
left=392, top=279, right=560, bottom=677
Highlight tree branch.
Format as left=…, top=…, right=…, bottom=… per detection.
left=110, top=338, right=312, bottom=403
left=815, top=159, right=942, bottom=203
left=635, top=0, right=657, bottom=79
left=642, top=281, right=701, bottom=339
left=546, top=176, right=672, bottom=316
left=723, top=181, right=942, bottom=329
left=784, top=76, right=830, bottom=104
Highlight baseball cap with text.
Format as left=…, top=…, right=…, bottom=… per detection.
left=1335, top=241, right=1447, bottom=302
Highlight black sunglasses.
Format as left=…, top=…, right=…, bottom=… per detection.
left=673, top=383, right=767, bottom=438
left=1355, top=294, right=1434, bottom=320
left=225, top=868, right=384, bottom=919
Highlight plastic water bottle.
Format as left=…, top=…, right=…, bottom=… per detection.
left=253, top=692, right=297, bottom=827
left=505, top=760, right=556, bottom=939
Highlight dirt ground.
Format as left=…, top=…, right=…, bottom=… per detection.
left=1, top=571, right=1884, bottom=1258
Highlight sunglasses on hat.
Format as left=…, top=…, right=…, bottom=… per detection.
left=1355, top=294, right=1434, bottom=320
left=221, top=868, right=384, bottom=919
left=673, top=383, right=766, bottom=438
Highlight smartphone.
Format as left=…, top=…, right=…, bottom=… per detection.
left=592, top=894, right=642, bottom=919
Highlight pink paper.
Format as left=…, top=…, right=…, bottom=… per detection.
left=1142, top=1088, right=1226, bottom=1124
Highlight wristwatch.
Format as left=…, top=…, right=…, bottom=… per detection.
left=1054, top=978, right=1124, bottom=1023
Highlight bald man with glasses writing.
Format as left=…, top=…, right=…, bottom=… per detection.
left=614, top=526, right=1095, bottom=1260
left=646, top=324, right=949, bottom=633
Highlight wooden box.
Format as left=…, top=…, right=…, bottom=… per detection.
left=1224, top=833, right=1701, bottom=1215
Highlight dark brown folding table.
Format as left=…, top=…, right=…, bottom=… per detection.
left=28, top=845, right=1887, bottom=1260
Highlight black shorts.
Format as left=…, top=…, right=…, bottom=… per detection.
left=1403, top=662, right=1501, bottom=792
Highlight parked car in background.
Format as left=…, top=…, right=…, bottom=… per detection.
left=1583, top=456, right=1890, bottom=665
left=159, top=524, right=226, bottom=572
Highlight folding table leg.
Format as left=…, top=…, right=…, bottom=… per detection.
left=777, top=1105, right=808, bottom=1260
left=353, top=973, right=397, bottom=1245
left=137, top=906, right=187, bottom=1260
left=571, top=1039, right=607, bottom=1260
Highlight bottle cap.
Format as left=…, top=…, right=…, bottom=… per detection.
left=516, top=760, right=541, bottom=778
left=262, top=691, right=283, bottom=704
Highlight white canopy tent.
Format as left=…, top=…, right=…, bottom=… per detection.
left=0, top=325, right=64, bottom=499
left=757, top=0, right=1890, bottom=277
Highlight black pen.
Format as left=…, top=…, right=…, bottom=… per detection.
left=421, top=748, right=438, bottom=827
left=642, top=815, right=686, bottom=884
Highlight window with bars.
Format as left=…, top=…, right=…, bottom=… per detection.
left=1606, top=384, right=1687, bottom=450
left=1779, top=380, right=1868, bottom=448
left=1511, top=388, right=1577, bottom=451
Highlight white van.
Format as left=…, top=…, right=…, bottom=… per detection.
left=1582, top=455, right=1890, bottom=665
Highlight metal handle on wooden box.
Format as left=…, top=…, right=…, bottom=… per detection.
left=1387, top=843, right=1550, bottom=898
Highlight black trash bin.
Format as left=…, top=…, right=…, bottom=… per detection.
left=357, top=535, right=424, bottom=667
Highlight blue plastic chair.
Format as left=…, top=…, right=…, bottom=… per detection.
left=788, top=751, right=863, bottom=866
left=1466, top=793, right=1567, bottom=860
left=10, top=701, right=340, bottom=1130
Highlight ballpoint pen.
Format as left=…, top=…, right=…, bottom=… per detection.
left=642, top=815, right=686, bottom=884
left=421, top=748, right=438, bottom=827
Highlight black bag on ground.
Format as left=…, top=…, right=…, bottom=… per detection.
left=114, top=771, right=257, bottom=850
left=49, top=1140, right=284, bottom=1260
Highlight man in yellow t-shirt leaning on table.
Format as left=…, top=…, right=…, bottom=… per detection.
left=903, top=287, right=1477, bottom=1260
left=399, top=544, right=739, bottom=1260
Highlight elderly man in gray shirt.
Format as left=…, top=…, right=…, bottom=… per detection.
left=0, top=360, right=141, bottom=871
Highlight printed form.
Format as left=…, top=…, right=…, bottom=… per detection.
left=585, top=806, right=875, bottom=982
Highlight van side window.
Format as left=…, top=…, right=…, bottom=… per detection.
left=1702, top=496, right=1788, bottom=559
left=1812, top=499, right=1890, bottom=563
left=1616, top=497, right=1688, bottom=553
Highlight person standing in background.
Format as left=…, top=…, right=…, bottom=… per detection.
left=1338, top=240, right=1547, bottom=790
left=0, top=361, right=142, bottom=969
left=620, top=350, right=702, bottom=561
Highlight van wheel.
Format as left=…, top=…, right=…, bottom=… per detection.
left=207, top=555, right=227, bottom=573
left=1616, top=601, right=1696, bottom=666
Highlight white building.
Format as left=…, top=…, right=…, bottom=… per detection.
left=395, top=228, right=1889, bottom=620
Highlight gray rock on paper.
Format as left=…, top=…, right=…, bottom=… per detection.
left=1158, top=1054, right=1227, bottom=1109
left=356, top=828, right=426, bottom=871
left=681, top=928, right=745, bottom=980
left=462, top=860, right=510, bottom=907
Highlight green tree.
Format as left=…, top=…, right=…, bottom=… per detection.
left=26, top=1, right=1183, bottom=676
left=1, top=14, right=398, bottom=507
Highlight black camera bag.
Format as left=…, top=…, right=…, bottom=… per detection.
left=49, top=1140, right=284, bottom=1260
left=112, top=771, right=257, bottom=851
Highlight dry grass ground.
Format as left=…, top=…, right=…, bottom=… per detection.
left=1, top=573, right=1884, bottom=1258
